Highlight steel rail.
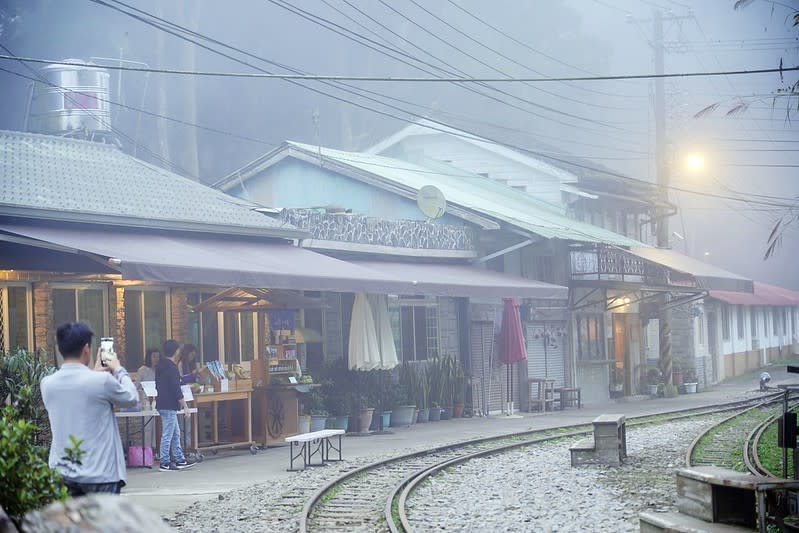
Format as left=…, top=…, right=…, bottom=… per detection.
left=685, top=392, right=786, bottom=468
left=396, top=395, right=786, bottom=533
left=301, top=393, right=784, bottom=533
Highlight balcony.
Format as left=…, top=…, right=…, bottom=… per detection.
left=279, top=209, right=477, bottom=256
left=570, top=245, right=688, bottom=287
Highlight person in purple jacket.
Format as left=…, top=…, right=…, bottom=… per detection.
left=155, top=339, right=195, bottom=471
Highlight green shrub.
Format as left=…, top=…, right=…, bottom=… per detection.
left=0, top=387, right=68, bottom=525
left=0, top=348, right=56, bottom=447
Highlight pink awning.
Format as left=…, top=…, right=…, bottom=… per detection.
left=709, top=282, right=799, bottom=306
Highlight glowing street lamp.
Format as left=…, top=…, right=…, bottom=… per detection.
left=685, top=153, right=706, bottom=173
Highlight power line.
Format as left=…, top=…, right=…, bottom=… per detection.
left=326, top=0, right=650, bottom=151
left=426, top=0, right=647, bottom=104
left=303, top=149, right=799, bottom=209
left=719, top=138, right=799, bottom=142
left=725, top=163, right=799, bottom=167
left=76, top=0, right=799, bottom=205
left=85, top=0, right=655, bottom=157
left=2, top=53, right=795, bottom=83
left=270, top=0, right=640, bottom=133
left=324, top=0, right=642, bottom=136
left=0, top=66, right=282, bottom=149
left=81, top=1, right=652, bottom=166
left=448, top=0, right=641, bottom=89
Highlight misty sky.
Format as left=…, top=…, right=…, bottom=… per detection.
left=0, top=0, right=796, bottom=288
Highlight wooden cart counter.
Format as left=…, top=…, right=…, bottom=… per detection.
left=193, top=388, right=256, bottom=456
left=253, top=384, right=320, bottom=446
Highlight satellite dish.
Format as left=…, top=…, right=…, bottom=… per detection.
left=417, top=185, right=446, bottom=219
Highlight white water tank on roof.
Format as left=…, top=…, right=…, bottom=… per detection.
left=29, top=59, right=114, bottom=141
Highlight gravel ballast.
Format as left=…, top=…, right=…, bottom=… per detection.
left=168, top=415, right=723, bottom=532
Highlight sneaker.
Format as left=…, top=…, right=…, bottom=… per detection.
left=175, top=459, right=196, bottom=470
left=159, top=463, right=179, bottom=472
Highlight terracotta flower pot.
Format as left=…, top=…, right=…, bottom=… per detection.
left=453, top=403, right=465, bottom=418
left=358, top=408, right=375, bottom=433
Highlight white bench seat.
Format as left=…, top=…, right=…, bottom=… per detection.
left=285, top=429, right=345, bottom=470
left=285, top=429, right=344, bottom=443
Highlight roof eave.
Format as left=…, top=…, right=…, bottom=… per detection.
left=213, top=143, right=293, bottom=191
left=285, top=144, right=502, bottom=231
left=0, top=206, right=308, bottom=240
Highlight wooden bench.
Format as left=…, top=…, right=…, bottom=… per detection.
left=554, top=387, right=581, bottom=410
left=284, top=429, right=345, bottom=471
left=570, top=414, right=626, bottom=466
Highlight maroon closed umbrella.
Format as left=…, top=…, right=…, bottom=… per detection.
left=499, top=298, right=527, bottom=415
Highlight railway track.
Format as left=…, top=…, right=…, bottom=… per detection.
left=300, top=394, right=781, bottom=533
left=686, top=391, right=793, bottom=475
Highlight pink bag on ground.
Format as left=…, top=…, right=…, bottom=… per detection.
left=128, top=446, right=154, bottom=467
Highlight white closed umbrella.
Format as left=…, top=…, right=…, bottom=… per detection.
left=368, top=294, right=399, bottom=370
left=348, top=293, right=381, bottom=371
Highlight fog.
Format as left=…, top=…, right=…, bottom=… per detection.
left=0, top=0, right=796, bottom=288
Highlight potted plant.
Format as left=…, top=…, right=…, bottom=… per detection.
left=646, top=367, right=660, bottom=396
left=415, top=366, right=430, bottom=423
left=453, top=362, right=466, bottom=418
left=427, top=355, right=450, bottom=421
left=672, top=359, right=684, bottom=387
left=320, top=358, right=351, bottom=432
left=391, top=367, right=416, bottom=427
left=304, top=389, right=328, bottom=432
left=683, top=366, right=698, bottom=394
left=354, top=391, right=375, bottom=433
left=439, top=355, right=456, bottom=420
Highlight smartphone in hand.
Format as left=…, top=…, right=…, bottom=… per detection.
left=100, top=337, right=114, bottom=367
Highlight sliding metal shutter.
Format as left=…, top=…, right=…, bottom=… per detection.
left=525, top=323, right=567, bottom=388
left=469, top=320, right=508, bottom=414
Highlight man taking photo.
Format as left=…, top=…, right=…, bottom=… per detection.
left=41, top=322, right=139, bottom=496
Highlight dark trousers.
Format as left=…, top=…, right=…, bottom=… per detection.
left=64, top=480, right=125, bottom=497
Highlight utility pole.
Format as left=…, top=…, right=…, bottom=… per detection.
left=653, top=9, right=673, bottom=388
left=628, top=8, right=691, bottom=388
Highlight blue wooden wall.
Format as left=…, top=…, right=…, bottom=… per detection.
left=227, top=157, right=465, bottom=226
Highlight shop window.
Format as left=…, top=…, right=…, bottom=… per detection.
left=124, top=289, right=169, bottom=370
left=737, top=307, right=745, bottom=340
left=390, top=296, right=439, bottom=362
left=576, top=314, right=604, bottom=361
left=223, top=312, right=256, bottom=364
left=52, top=285, right=108, bottom=353
left=0, top=284, right=32, bottom=353
left=721, top=305, right=730, bottom=341
left=750, top=308, right=758, bottom=338
left=187, top=292, right=219, bottom=362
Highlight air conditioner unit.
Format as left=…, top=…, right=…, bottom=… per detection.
left=752, top=339, right=761, bottom=350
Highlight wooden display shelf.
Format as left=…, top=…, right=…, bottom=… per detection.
left=251, top=357, right=300, bottom=388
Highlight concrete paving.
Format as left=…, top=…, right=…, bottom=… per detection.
left=123, top=363, right=797, bottom=517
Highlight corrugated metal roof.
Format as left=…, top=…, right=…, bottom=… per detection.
left=626, top=246, right=753, bottom=293
left=709, top=282, right=799, bottom=306
left=364, top=120, right=580, bottom=185
left=286, top=141, right=645, bottom=247
left=0, top=130, right=302, bottom=238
